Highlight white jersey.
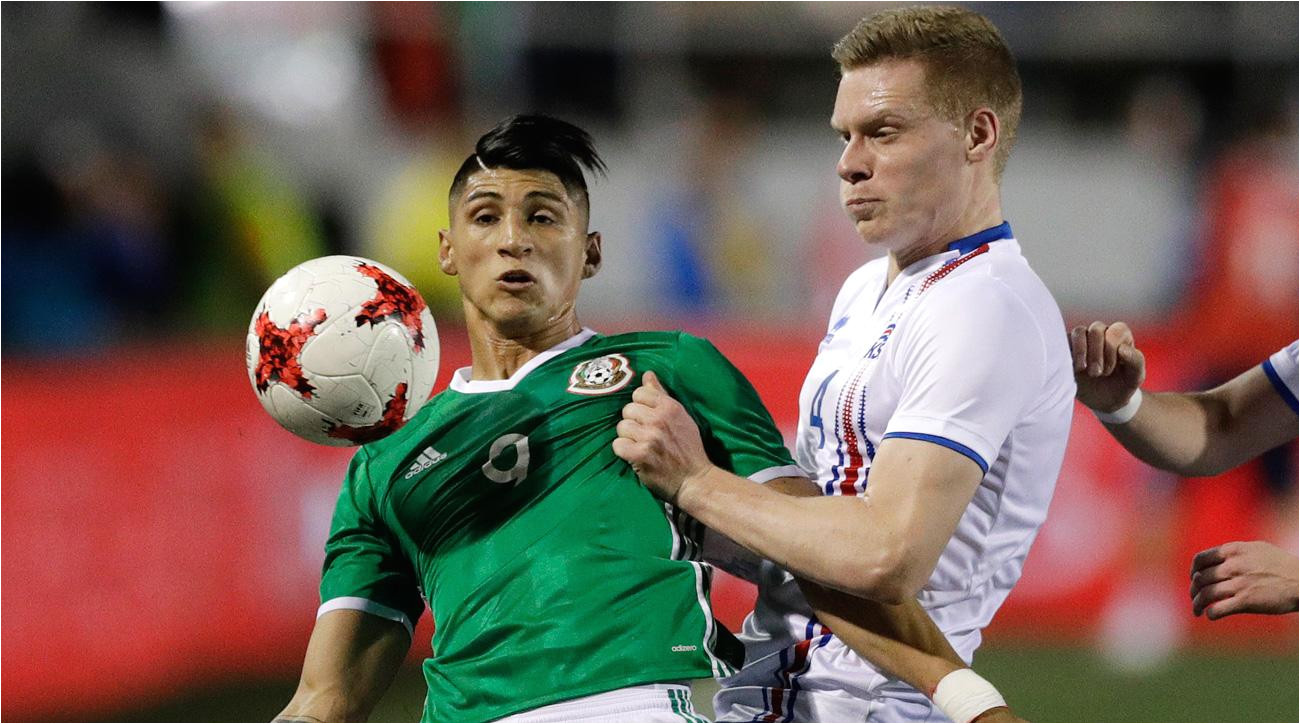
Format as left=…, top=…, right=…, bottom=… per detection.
left=1263, top=341, right=1299, bottom=412
left=715, top=223, right=1076, bottom=722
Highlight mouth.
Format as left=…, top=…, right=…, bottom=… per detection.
left=496, top=269, right=537, bottom=291
left=844, top=197, right=881, bottom=219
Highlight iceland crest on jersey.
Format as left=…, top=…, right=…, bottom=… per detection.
left=567, top=354, right=635, bottom=395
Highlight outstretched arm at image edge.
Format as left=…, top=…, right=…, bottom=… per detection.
left=275, top=609, right=412, bottom=722
left=1070, top=322, right=1296, bottom=476
left=1105, top=367, right=1296, bottom=476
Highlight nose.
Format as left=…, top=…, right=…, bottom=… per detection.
left=837, top=137, right=872, bottom=185
left=498, top=215, right=534, bottom=258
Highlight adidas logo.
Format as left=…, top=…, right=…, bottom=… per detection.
left=404, top=446, right=448, bottom=479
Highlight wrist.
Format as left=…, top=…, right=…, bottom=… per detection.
left=675, top=463, right=716, bottom=510
left=932, top=668, right=1007, bottom=723
left=1092, top=387, right=1143, bottom=425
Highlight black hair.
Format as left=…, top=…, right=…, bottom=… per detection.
left=448, top=114, right=607, bottom=206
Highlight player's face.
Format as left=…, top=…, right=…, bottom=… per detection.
left=831, top=59, right=971, bottom=256
left=441, top=168, right=601, bottom=336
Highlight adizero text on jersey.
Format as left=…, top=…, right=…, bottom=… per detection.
left=320, top=329, right=800, bottom=723
left=716, top=223, right=1076, bottom=722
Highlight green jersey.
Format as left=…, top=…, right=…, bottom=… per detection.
left=320, top=329, right=799, bottom=722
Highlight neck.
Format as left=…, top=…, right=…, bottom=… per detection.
left=886, top=185, right=1002, bottom=285
left=464, top=307, right=583, bottom=381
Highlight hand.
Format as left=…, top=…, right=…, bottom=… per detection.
left=1069, top=321, right=1146, bottom=413
left=1190, top=541, right=1299, bottom=620
left=612, top=370, right=714, bottom=503
left=972, top=706, right=1027, bottom=723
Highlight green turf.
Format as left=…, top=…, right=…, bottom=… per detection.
left=973, top=646, right=1298, bottom=723
left=111, top=645, right=1296, bottom=722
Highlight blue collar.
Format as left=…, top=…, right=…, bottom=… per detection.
left=945, top=221, right=1013, bottom=255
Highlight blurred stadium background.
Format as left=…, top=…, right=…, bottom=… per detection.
left=2, top=2, right=1296, bottom=721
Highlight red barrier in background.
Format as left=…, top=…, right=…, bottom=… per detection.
left=2, top=325, right=1294, bottom=720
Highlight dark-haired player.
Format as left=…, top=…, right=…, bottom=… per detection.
left=275, top=115, right=1009, bottom=723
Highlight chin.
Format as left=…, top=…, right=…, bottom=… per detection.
left=854, top=219, right=895, bottom=247
left=473, top=296, right=533, bottom=329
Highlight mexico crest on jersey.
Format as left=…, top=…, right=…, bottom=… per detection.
left=568, top=354, right=634, bottom=395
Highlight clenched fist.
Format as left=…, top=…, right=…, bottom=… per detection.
left=612, top=370, right=715, bottom=503
left=1069, top=321, right=1146, bottom=413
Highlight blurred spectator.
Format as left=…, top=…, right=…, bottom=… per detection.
left=362, top=3, right=468, bottom=317
left=2, top=159, right=114, bottom=352
left=180, top=107, right=328, bottom=332
left=648, top=95, right=776, bottom=316
left=2, top=130, right=176, bottom=353
left=1176, top=101, right=1298, bottom=368
left=369, top=3, right=460, bottom=130
left=362, top=131, right=470, bottom=319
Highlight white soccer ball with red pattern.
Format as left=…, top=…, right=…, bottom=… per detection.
left=246, top=256, right=439, bottom=446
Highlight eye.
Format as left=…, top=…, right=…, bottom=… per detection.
left=473, top=212, right=498, bottom=225
left=531, top=212, right=556, bottom=225
left=873, top=127, right=899, bottom=140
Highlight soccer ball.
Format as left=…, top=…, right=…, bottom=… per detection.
left=246, top=256, right=439, bottom=446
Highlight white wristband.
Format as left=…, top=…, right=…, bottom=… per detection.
left=932, top=668, right=1007, bottom=723
left=1092, top=388, right=1143, bottom=425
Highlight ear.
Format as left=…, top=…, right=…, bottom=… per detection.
left=438, top=229, right=458, bottom=276
left=965, top=107, right=1000, bottom=166
left=581, top=231, right=603, bottom=279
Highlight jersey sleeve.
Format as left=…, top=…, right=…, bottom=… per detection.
left=882, top=278, right=1046, bottom=473
left=1262, top=340, right=1299, bottom=413
left=668, top=333, right=803, bottom=482
left=318, top=448, right=424, bottom=635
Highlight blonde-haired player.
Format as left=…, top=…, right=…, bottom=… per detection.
left=617, top=6, right=1073, bottom=722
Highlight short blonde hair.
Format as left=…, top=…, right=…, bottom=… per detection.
left=832, top=5, right=1022, bottom=177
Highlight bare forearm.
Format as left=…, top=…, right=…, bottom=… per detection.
left=281, top=610, right=411, bottom=723
left=677, top=466, right=911, bottom=601
left=715, top=478, right=968, bottom=692
left=798, top=579, right=964, bottom=693
left=1104, top=390, right=1224, bottom=475
left=1108, top=380, right=1292, bottom=476
left=275, top=689, right=354, bottom=723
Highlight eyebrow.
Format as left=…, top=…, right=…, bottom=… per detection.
left=525, top=190, right=568, bottom=205
left=462, top=189, right=569, bottom=205
left=831, top=109, right=909, bottom=134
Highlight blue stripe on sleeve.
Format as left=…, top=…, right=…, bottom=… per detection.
left=881, top=432, right=990, bottom=473
left=1262, top=359, right=1299, bottom=413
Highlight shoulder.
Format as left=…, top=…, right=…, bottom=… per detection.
left=589, top=329, right=726, bottom=359
left=355, top=396, right=446, bottom=475
left=1263, top=340, right=1300, bottom=402
left=1272, top=341, right=1299, bottom=369
left=572, top=331, right=692, bottom=374
left=585, top=330, right=682, bottom=354
left=918, top=243, right=1058, bottom=329
left=902, top=258, right=1056, bottom=368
